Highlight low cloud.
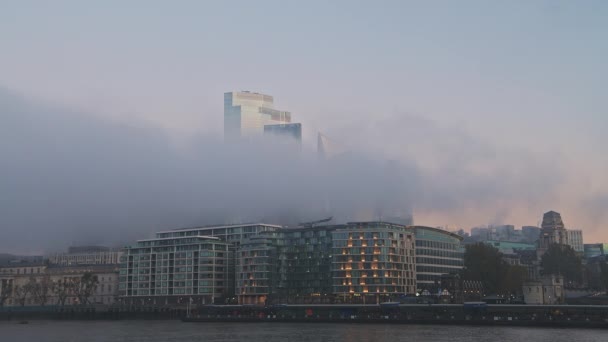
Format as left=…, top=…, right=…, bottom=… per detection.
left=1, top=88, right=605, bottom=253
left=0, top=88, right=417, bottom=252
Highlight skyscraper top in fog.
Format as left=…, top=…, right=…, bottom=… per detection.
left=224, top=91, right=292, bottom=141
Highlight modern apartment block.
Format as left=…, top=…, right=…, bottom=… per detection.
left=119, top=235, right=233, bottom=305
left=332, top=222, right=417, bottom=303
left=236, top=222, right=417, bottom=305
left=236, top=226, right=338, bottom=305
left=119, top=223, right=281, bottom=305
left=119, top=221, right=468, bottom=306
left=410, top=226, right=464, bottom=292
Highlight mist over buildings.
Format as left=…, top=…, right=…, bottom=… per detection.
left=1, top=87, right=606, bottom=253
left=0, top=88, right=414, bottom=252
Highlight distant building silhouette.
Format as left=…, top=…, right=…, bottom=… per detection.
left=317, top=132, right=347, bottom=160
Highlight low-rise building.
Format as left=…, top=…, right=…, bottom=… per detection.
left=0, top=263, right=118, bottom=307
left=523, top=275, right=565, bottom=304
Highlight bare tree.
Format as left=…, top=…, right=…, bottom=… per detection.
left=73, top=272, right=99, bottom=306
left=52, top=278, right=73, bottom=307
left=13, top=283, right=33, bottom=307
left=0, top=279, right=13, bottom=307
left=31, top=275, right=52, bottom=306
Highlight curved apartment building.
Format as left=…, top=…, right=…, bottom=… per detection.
left=410, top=226, right=464, bottom=293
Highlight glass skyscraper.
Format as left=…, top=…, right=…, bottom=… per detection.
left=263, top=123, right=302, bottom=145
left=224, top=91, right=292, bottom=141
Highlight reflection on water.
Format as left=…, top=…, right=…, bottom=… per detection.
left=0, top=321, right=605, bottom=342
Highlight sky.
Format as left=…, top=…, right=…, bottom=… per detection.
left=1, top=0, right=607, bottom=252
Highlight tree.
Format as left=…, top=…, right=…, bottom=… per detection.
left=52, top=278, right=73, bottom=307
left=0, top=279, right=13, bottom=307
left=13, top=283, right=33, bottom=307
left=541, top=244, right=583, bottom=286
left=502, top=265, right=529, bottom=295
left=464, top=243, right=508, bottom=295
left=599, top=262, right=608, bottom=293
left=463, top=243, right=528, bottom=297
left=73, top=272, right=99, bottom=306
left=31, top=275, right=52, bottom=306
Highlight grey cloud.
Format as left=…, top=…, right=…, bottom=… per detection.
left=325, top=113, right=565, bottom=226
left=0, top=88, right=416, bottom=253
left=2, top=88, right=603, bottom=253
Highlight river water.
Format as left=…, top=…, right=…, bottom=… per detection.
left=1, top=321, right=605, bottom=342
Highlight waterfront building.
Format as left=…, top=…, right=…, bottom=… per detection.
left=120, top=223, right=281, bottom=305
left=0, top=262, right=48, bottom=306
left=236, top=226, right=337, bottom=305
left=277, top=226, right=337, bottom=303
left=235, top=231, right=281, bottom=305
left=224, top=91, right=291, bottom=141
left=47, top=264, right=119, bottom=306
left=0, top=262, right=118, bottom=307
left=120, top=235, right=232, bottom=306
left=332, top=222, right=417, bottom=303
left=236, top=222, right=417, bottom=305
left=410, top=226, right=464, bottom=293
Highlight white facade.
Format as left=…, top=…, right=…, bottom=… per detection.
left=224, top=91, right=291, bottom=141
left=0, top=265, right=118, bottom=307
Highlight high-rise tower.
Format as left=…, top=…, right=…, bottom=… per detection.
left=224, top=91, right=291, bottom=141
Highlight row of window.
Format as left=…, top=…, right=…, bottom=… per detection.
left=415, top=248, right=463, bottom=258
left=416, top=257, right=464, bottom=267
left=416, top=265, right=462, bottom=274
left=415, top=240, right=461, bottom=251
